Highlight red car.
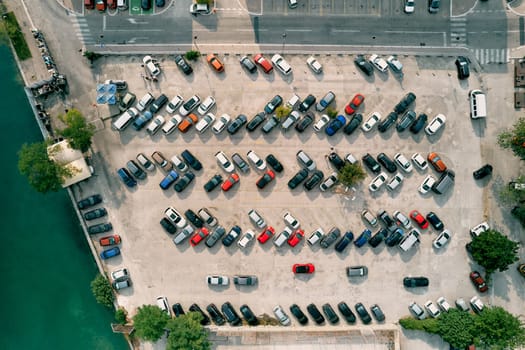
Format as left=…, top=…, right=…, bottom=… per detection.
left=190, top=228, right=209, bottom=246
left=254, top=53, right=273, bottom=74
left=256, top=170, right=275, bottom=189
left=221, top=173, right=240, bottom=192
left=470, top=271, right=488, bottom=293
left=287, top=229, right=305, bottom=247
left=344, top=93, right=365, bottom=115
left=410, top=210, right=429, bottom=229
left=99, top=234, right=121, bottom=246
left=257, top=226, right=275, bottom=244
left=293, top=263, right=315, bottom=274
left=427, top=152, right=447, bottom=172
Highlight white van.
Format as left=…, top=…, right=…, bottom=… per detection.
left=112, top=107, right=138, bottom=131
left=117, top=0, right=127, bottom=9
left=398, top=229, right=420, bottom=252
left=156, top=296, right=171, bottom=316
left=136, top=92, right=154, bottom=112
left=469, top=90, right=487, bottom=119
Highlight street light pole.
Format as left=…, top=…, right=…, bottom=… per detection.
left=193, top=35, right=199, bottom=52
left=282, top=33, right=287, bottom=54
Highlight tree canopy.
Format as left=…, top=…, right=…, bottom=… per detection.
left=275, top=106, right=291, bottom=120
left=470, top=229, right=519, bottom=276
left=436, top=309, right=477, bottom=349
left=166, top=312, right=210, bottom=350
left=90, top=274, right=114, bottom=308
left=132, top=305, right=170, bottom=342
left=498, top=117, right=525, bottom=159
left=58, top=109, right=95, bottom=152
left=338, top=162, right=366, bottom=187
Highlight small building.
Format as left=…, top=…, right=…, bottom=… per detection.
left=47, top=139, right=92, bottom=187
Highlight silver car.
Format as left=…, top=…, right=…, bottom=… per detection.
left=248, top=209, right=266, bottom=229
left=273, top=305, right=291, bottom=326
left=315, top=91, right=335, bottom=112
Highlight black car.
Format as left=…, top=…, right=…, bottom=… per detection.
left=77, top=194, right=103, bottom=210
left=455, top=56, right=470, bottom=80
left=378, top=112, right=398, bottom=133
left=126, top=160, right=146, bottom=180
left=368, top=228, right=388, bottom=248
left=403, top=276, right=429, bottom=287
left=304, top=170, right=324, bottom=191
left=240, top=56, right=257, bottom=73
left=355, top=302, right=372, bottom=324
left=87, top=222, right=113, bottom=234
left=338, top=302, right=357, bottom=324
left=334, top=231, right=354, bottom=253
left=295, top=113, right=315, bottom=132
left=385, top=227, right=403, bottom=246
left=174, top=171, right=195, bottom=192
left=181, top=150, right=202, bottom=171
left=141, top=0, right=151, bottom=10
left=156, top=0, right=165, bottom=6
left=396, top=110, right=416, bottom=132
left=150, top=94, right=168, bottom=113
left=307, top=304, right=325, bottom=324
left=426, top=211, right=444, bottom=230
left=377, top=210, right=395, bottom=227
left=205, top=226, right=226, bottom=248
left=206, top=304, right=226, bottom=325
left=256, top=171, right=274, bottom=189
left=377, top=153, right=397, bottom=173
left=203, top=174, right=223, bottom=192
left=160, top=218, right=177, bottom=234
left=174, top=54, right=193, bottom=75
left=354, top=55, right=374, bottom=76
left=84, top=207, right=107, bottom=221
left=221, top=302, right=242, bottom=326
left=264, top=95, right=283, bottom=114
left=288, top=169, right=309, bottom=189
left=410, top=113, right=428, bottom=134
left=394, top=92, right=416, bottom=114
left=322, top=303, right=340, bottom=324
left=246, top=112, right=267, bottom=132
left=328, top=152, right=345, bottom=171
left=370, top=304, right=385, bottom=322
left=172, top=303, right=185, bottom=317
left=298, top=94, right=316, bottom=112
left=261, top=115, right=280, bottom=134
left=222, top=225, right=242, bottom=247
left=227, top=114, right=248, bottom=135
left=343, top=113, right=363, bottom=135
left=320, top=227, right=341, bottom=248
left=185, top=209, right=204, bottom=228
left=266, top=154, right=283, bottom=173
left=189, top=303, right=211, bottom=325
left=473, top=164, right=493, bottom=180
left=290, top=304, right=308, bottom=325
left=232, top=153, right=250, bottom=173
left=240, top=304, right=259, bottom=326
left=362, top=153, right=381, bottom=174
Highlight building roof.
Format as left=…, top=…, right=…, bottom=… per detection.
left=47, top=139, right=92, bottom=187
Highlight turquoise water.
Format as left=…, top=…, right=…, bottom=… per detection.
left=0, top=44, right=127, bottom=349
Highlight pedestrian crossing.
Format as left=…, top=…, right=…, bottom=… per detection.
left=72, top=16, right=95, bottom=45
left=450, top=17, right=467, bottom=47
left=472, top=48, right=509, bottom=65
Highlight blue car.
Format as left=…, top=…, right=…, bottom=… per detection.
left=100, top=247, right=120, bottom=260
left=159, top=170, right=179, bottom=190
left=117, top=168, right=137, bottom=188
left=354, top=229, right=372, bottom=247
left=132, top=111, right=153, bottom=131
left=325, top=115, right=346, bottom=136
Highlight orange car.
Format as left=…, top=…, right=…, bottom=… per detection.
left=207, top=54, right=224, bottom=73
left=178, top=113, right=199, bottom=133
left=96, top=0, right=106, bottom=11
left=99, top=235, right=121, bottom=247
left=427, top=152, right=447, bottom=172
left=254, top=53, right=273, bottom=74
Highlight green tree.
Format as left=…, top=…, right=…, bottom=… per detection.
left=166, top=312, right=210, bottom=350
left=132, top=305, right=170, bottom=342
left=325, top=107, right=338, bottom=118
left=436, top=309, right=477, bottom=349
left=399, top=317, right=439, bottom=333
left=338, top=162, right=366, bottom=187
left=83, top=51, right=102, bottom=64
left=115, top=308, right=128, bottom=324
left=58, top=109, right=95, bottom=152
left=90, top=274, right=114, bottom=308
left=498, top=117, right=525, bottom=159
left=470, top=230, right=519, bottom=276
left=18, top=141, right=71, bottom=193
left=498, top=176, right=525, bottom=206
left=275, top=106, right=291, bottom=120
left=475, top=306, right=525, bottom=349
left=511, top=206, right=525, bottom=228
left=185, top=50, right=201, bottom=61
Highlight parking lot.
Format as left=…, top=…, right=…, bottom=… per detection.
left=84, top=52, right=489, bottom=341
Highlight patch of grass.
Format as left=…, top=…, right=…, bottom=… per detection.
left=2, top=12, right=32, bottom=60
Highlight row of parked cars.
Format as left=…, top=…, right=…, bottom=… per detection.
left=155, top=296, right=385, bottom=326
left=409, top=295, right=485, bottom=321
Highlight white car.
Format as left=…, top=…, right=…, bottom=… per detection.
left=166, top=95, right=184, bottom=114
left=273, top=305, right=291, bottom=326
left=320, top=172, right=338, bottom=191
left=143, top=55, right=160, bottom=77
left=425, top=114, right=446, bottom=135
left=409, top=302, right=426, bottom=320
left=306, top=56, right=323, bottom=74
left=387, top=55, right=404, bottom=73
left=238, top=230, right=255, bottom=248
left=369, top=172, right=388, bottom=192
left=146, top=115, right=165, bottom=135
left=215, top=151, right=235, bottom=173
left=424, top=300, right=441, bottom=318
left=111, top=268, right=129, bottom=281
left=418, top=174, right=436, bottom=194
left=470, top=296, right=484, bottom=313
left=393, top=211, right=411, bottom=229
left=307, top=228, right=325, bottom=246
left=394, top=153, right=413, bottom=172
left=212, top=113, right=231, bottom=134
left=361, top=210, right=378, bottom=226
left=313, top=114, right=330, bottom=132
left=411, top=152, right=428, bottom=170
left=246, top=150, right=266, bottom=170
left=470, top=221, right=489, bottom=238
left=162, top=114, right=182, bottom=135
left=197, top=96, right=216, bottom=115
left=404, top=0, right=415, bottom=13
left=156, top=296, right=170, bottom=316
left=368, top=54, right=388, bottom=73
left=345, top=153, right=358, bottom=164
left=283, top=212, right=300, bottom=229
left=437, top=297, right=451, bottom=312
left=273, top=227, right=292, bottom=247
left=387, top=173, right=404, bottom=191
left=171, top=154, right=189, bottom=172
left=179, top=95, right=201, bottom=116
left=165, top=207, right=187, bottom=228
left=195, top=113, right=215, bottom=133
left=361, top=112, right=381, bottom=132
left=433, top=229, right=452, bottom=249
left=271, top=54, right=292, bottom=75
left=206, top=275, right=229, bottom=286
left=248, top=209, right=266, bottom=228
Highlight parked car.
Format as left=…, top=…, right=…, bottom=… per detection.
left=361, top=210, right=378, bottom=226
left=394, top=92, right=416, bottom=114
left=77, top=194, right=103, bottom=210
left=424, top=300, right=441, bottom=318
left=334, top=231, right=354, bottom=252
left=189, top=228, right=209, bottom=246
left=212, top=113, right=231, bottom=134
left=206, top=54, right=224, bottom=73
left=316, top=91, right=335, bottom=112
left=433, top=229, right=452, bottom=249
left=338, top=302, right=357, bottom=324
left=394, top=153, right=413, bottom=173
left=166, top=95, right=184, bottom=114
left=100, top=247, right=120, bottom=260
left=205, top=226, right=226, bottom=248
left=325, top=115, right=347, bottom=136
left=354, top=229, right=371, bottom=247
left=126, top=160, right=146, bottom=180
left=239, top=56, right=257, bottom=73
left=274, top=227, right=292, bottom=247
left=306, top=56, right=323, bottom=74
left=174, top=54, right=193, bottom=75
left=261, top=115, right=280, bottom=133
left=195, top=113, right=215, bottom=133
left=222, top=225, right=242, bottom=247
left=426, top=211, right=444, bottom=230
left=313, top=114, right=330, bottom=132
left=233, top=275, right=258, bottom=286
left=345, top=94, right=365, bottom=115
left=296, top=150, right=316, bottom=171
left=290, top=304, right=309, bottom=325
left=418, top=175, right=436, bottom=195
left=254, top=53, right=274, bottom=74
left=206, top=304, right=226, bottom=326
left=117, top=167, right=137, bottom=188
left=470, top=296, right=484, bottom=314
left=368, top=228, right=388, bottom=248
left=246, top=112, right=267, bottom=132
left=273, top=305, right=291, bottom=326
left=369, top=54, right=388, bottom=72
left=403, top=276, right=429, bottom=287
left=173, top=224, right=194, bottom=245
left=160, top=218, right=176, bottom=234
left=88, top=223, right=113, bottom=234
left=410, top=210, right=429, bottom=229
left=206, top=275, right=229, bottom=286
left=221, top=302, right=242, bottom=326
left=307, top=304, right=325, bottom=324
left=369, top=172, right=388, bottom=192
left=198, top=208, right=218, bottom=227
left=307, top=228, right=325, bottom=246
left=362, top=153, right=381, bottom=174
left=411, top=152, right=428, bottom=170
left=287, top=169, right=309, bottom=189
left=248, top=209, right=266, bottom=229
left=455, top=56, right=470, bottom=79
left=455, top=298, right=470, bottom=312
left=428, top=152, right=447, bottom=172
left=178, top=113, right=199, bottom=133
left=304, top=170, right=324, bottom=191
left=473, top=164, right=493, bottom=180
left=181, top=150, right=202, bottom=171
left=150, top=94, right=168, bottom=113
left=232, top=153, right=250, bottom=173
left=266, top=154, right=283, bottom=173
left=387, top=173, right=404, bottom=191
left=189, top=304, right=210, bottom=325
left=377, top=112, right=398, bottom=133
left=165, top=207, right=186, bottom=228
left=257, top=226, right=275, bottom=244
left=354, top=55, right=374, bottom=76
left=264, top=95, right=283, bottom=114
left=437, top=297, right=451, bottom=312
left=84, top=208, right=107, bottom=221
left=287, top=229, right=305, bottom=247
left=215, top=151, right=235, bottom=173
left=320, top=227, right=341, bottom=248
left=361, top=112, right=381, bottom=132
left=203, top=174, right=223, bottom=192
left=323, top=303, right=340, bottom=324
left=354, top=303, right=372, bottom=324
left=298, top=94, right=316, bottom=112
left=370, top=304, right=385, bottom=322
left=396, top=110, right=416, bottom=132
left=343, top=113, right=363, bottom=135
left=320, top=172, right=338, bottom=191
left=247, top=150, right=266, bottom=170
left=227, top=114, right=248, bottom=134
left=295, top=113, right=315, bottom=132
left=410, top=113, right=428, bottom=134
left=281, top=111, right=300, bottom=131
left=174, top=171, right=195, bottom=192
left=185, top=209, right=204, bottom=228
left=425, top=114, right=446, bottom=135
left=409, top=302, right=426, bottom=320
left=136, top=153, right=155, bottom=171
left=470, top=221, right=489, bottom=238
left=240, top=304, right=259, bottom=325
left=271, top=54, right=292, bottom=75
left=470, top=271, right=488, bottom=292
left=293, top=263, right=315, bottom=274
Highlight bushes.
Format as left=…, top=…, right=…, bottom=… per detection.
left=90, top=274, right=114, bottom=308
left=1, top=12, right=31, bottom=60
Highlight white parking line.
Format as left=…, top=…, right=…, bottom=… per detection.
left=285, top=29, right=313, bottom=32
